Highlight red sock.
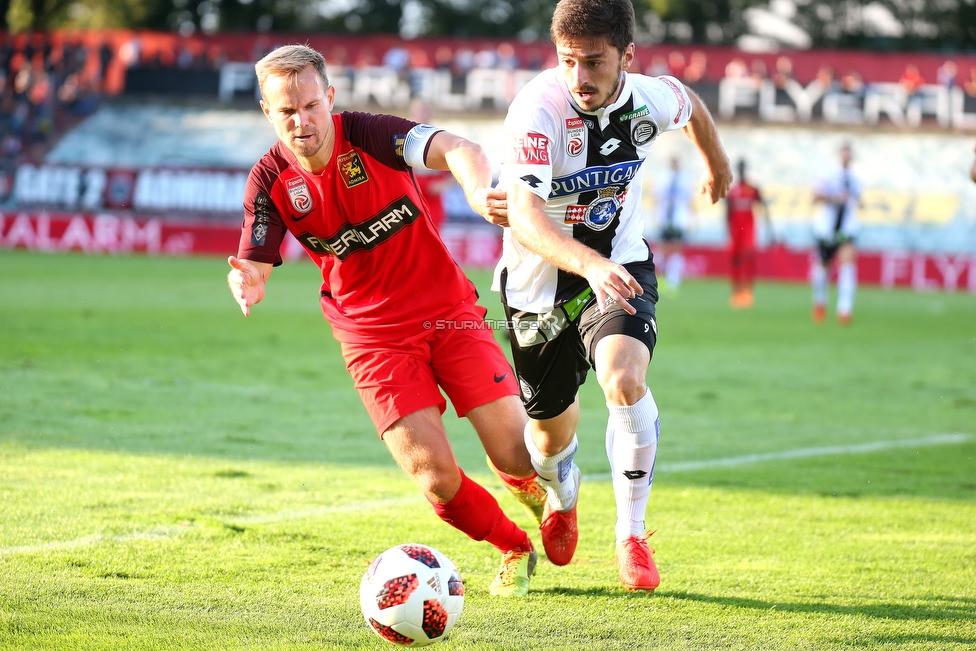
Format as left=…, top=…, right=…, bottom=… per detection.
left=429, top=469, right=531, bottom=553
left=492, top=465, right=538, bottom=492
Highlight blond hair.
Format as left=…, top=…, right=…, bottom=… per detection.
left=254, top=44, right=329, bottom=99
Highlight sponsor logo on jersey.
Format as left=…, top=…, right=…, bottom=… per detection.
left=296, top=195, right=420, bottom=259
left=618, top=105, right=650, bottom=122
left=504, top=132, right=551, bottom=165
left=632, top=119, right=659, bottom=146
left=251, top=193, right=271, bottom=245
left=286, top=177, right=313, bottom=215
left=659, top=77, right=687, bottom=124
left=337, top=150, right=369, bottom=188
left=565, top=117, right=585, bottom=158
left=550, top=160, right=643, bottom=199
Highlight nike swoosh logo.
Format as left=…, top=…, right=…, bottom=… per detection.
left=494, top=373, right=509, bottom=383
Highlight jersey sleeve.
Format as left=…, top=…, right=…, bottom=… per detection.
left=649, top=75, right=693, bottom=131
left=498, top=102, right=558, bottom=201
left=340, top=111, right=420, bottom=171
left=237, top=162, right=288, bottom=266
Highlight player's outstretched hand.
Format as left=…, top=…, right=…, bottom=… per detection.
left=582, top=257, right=643, bottom=316
left=471, top=187, right=509, bottom=227
left=227, top=256, right=265, bottom=317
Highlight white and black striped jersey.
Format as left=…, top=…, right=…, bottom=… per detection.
left=494, top=68, right=693, bottom=313
left=813, top=165, right=862, bottom=241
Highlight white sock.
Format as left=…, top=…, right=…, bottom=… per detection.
left=606, top=389, right=659, bottom=543
left=524, top=424, right=579, bottom=512
left=666, top=252, right=684, bottom=288
left=811, top=263, right=828, bottom=306
left=837, top=262, right=856, bottom=315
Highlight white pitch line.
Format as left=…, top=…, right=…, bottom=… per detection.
left=0, top=497, right=423, bottom=556
left=583, top=433, right=971, bottom=482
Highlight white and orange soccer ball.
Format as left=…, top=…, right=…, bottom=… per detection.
left=360, top=544, right=465, bottom=647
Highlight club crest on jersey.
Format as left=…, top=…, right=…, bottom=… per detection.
left=338, top=150, right=369, bottom=188
left=565, top=117, right=585, bottom=158
left=285, top=177, right=313, bottom=215
left=632, top=119, right=659, bottom=146
left=582, top=187, right=627, bottom=231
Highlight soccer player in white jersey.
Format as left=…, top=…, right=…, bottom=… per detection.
left=811, top=143, right=862, bottom=325
left=491, top=0, right=731, bottom=591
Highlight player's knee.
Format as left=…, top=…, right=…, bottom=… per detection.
left=598, top=365, right=646, bottom=406
left=414, top=463, right=462, bottom=503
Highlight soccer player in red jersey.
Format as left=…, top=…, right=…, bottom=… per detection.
left=725, top=159, right=770, bottom=309
left=225, top=44, right=544, bottom=597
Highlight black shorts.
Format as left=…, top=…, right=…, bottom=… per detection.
left=502, top=259, right=659, bottom=420
left=816, top=235, right=855, bottom=265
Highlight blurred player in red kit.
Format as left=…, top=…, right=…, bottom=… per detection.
left=725, top=159, right=770, bottom=309
left=225, top=44, right=549, bottom=597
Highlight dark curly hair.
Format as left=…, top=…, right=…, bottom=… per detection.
left=550, top=0, right=636, bottom=55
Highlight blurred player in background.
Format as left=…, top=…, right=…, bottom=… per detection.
left=725, top=158, right=771, bottom=309
left=226, top=44, right=548, bottom=597
left=654, top=154, right=694, bottom=294
left=495, top=0, right=731, bottom=591
left=811, top=142, right=862, bottom=325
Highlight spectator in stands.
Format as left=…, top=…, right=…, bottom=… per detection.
left=937, top=60, right=958, bottom=89
left=645, top=55, right=668, bottom=77
left=683, top=51, right=707, bottom=83
left=964, top=66, right=976, bottom=97
left=667, top=50, right=685, bottom=78
left=772, top=55, right=793, bottom=88
left=725, top=57, right=748, bottom=79
left=496, top=42, right=520, bottom=70
left=899, top=64, right=924, bottom=98
left=840, top=68, right=864, bottom=96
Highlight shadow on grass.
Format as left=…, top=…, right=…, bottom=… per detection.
left=667, top=590, right=976, bottom=625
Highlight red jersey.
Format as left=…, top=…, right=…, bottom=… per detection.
left=237, top=111, right=475, bottom=343
left=727, top=181, right=762, bottom=223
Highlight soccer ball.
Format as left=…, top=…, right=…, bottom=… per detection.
left=360, top=543, right=465, bottom=646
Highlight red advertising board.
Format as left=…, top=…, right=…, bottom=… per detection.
left=2, top=212, right=974, bottom=293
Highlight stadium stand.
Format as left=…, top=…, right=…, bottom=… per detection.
left=2, top=30, right=975, bottom=291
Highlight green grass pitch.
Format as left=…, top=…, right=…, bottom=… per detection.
left=1, top=249, right=974, bottom=650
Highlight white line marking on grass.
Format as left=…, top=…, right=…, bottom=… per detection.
left=0, top=497, right=423, bottom=556
left=229, top=496, right=423, bottom=524
left=584, top=433, right=971, bottom=482
left=0, top=528, right=180, bottom=556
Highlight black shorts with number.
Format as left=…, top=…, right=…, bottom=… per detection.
left=501, top=258, right=659, bottom=420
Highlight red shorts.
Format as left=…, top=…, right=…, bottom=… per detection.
left=339, top=299, right=519, bottom=436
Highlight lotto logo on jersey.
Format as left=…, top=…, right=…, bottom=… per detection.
left=658, top=77, right=687, bottom=124
left=565, top=118, right=585, bottom=158
left=286, top=177, right=313, bottom=215
left=505, top=132, right=551, bottom=165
